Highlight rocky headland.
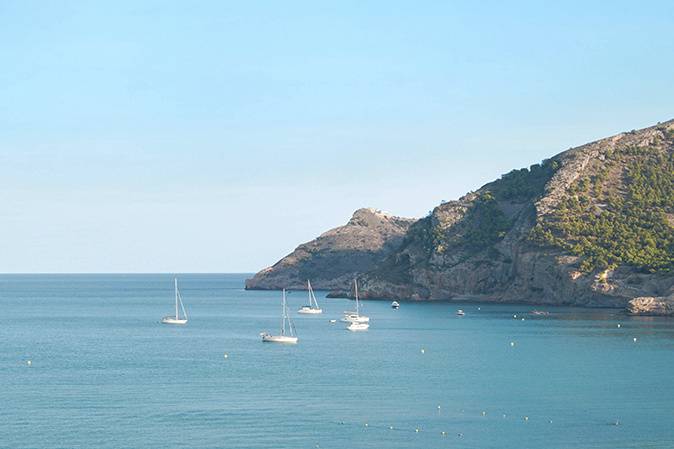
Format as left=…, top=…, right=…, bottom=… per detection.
left=245, top=208, right=414, bottom=291
left=248, top=120, right=674, bottom=312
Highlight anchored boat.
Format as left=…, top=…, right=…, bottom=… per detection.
left=161, top=278, right=188, bottom=325
left=298, top=280, right=322, bottom=314
left=347, top=321, right=369, bottom=331
left=261, top=289, right=298, bottom=344
left=342, top=279, right=370, bottom=324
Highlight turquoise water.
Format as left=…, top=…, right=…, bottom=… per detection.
left=1, top=274, right=673, bottom=449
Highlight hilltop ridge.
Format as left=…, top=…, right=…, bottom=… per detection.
left=245, top=208, right=414, bottom=290
left=248, top=120, right=673, bottom=308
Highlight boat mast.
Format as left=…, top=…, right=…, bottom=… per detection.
left=354, top=278, right=360, bottom=316
left=308, top=279, right=317, bottom=308
left=175, top=278, right=179, bottom=319
left=281, top=289, right=287, bottom=335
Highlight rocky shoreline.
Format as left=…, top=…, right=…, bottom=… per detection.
left=247, top=120, right=674, bottom=313
left=627, top=296, right=674, bottom=316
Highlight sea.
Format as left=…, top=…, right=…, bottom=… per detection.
left=1, top=273, right=673, bottom=449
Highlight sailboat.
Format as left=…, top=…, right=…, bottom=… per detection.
left=347, top=321, right=369, bottom=331
left=161, top=278, right=188, bottom=325
left=341, top=279, right=370, bottom=325
left=261, top=289, right=298, bottom=344
left=298, top=280, right=322, bottom=314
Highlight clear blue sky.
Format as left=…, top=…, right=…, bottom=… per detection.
left=1, top=1, right=672, bottom=273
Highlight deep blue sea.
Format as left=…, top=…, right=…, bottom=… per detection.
left=1, top=274, right=673, bottom=449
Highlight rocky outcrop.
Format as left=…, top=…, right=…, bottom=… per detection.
left=333, top=120, right=674, bottom=306
left=628, top=296, right=674, bottom=316
left=245, top=208, right=415, bottom=290
left=249, top=120, right=673, bottom=307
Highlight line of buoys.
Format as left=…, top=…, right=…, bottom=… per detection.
left=337, top=420, right=462, bottom=436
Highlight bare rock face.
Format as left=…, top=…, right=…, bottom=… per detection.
left=245, top=208, right=415, bottom=290
left=249, top=120, right=673, bottom=307
left=628, top=296, right=674, bottom=316
left=333, top=119, right=674, bottom=306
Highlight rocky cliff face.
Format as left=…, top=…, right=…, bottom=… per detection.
left=628, top=296, right=674, bottom=316
left=245, top=208, right=415, bottom=290
left=344, top=120, right=674, bottom=306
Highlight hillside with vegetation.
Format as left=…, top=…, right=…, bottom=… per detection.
left=349, top=120, right=674, bottom=306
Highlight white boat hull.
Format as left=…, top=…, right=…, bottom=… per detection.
left=347, top=322, right=369, bottom=331
left=162, top=316, right=187, bottom=325
left=298, top=307, right=323, bottom=314
left=261, top=334, right=298, bottom=344
left=341, top=314, right=370, bottom=323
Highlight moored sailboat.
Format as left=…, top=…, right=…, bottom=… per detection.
left=298, top=280, right=322, bottom=314
left=261, top=289, right=298, bottom=344
left=161, top=278, right=188, bottom=325
left=341, top=279, right=370, bottom=324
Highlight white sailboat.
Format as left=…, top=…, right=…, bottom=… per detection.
left=298, top=280, right=322, bottom=314
left=261, top=289, right=298, bottom=344
left=347, top=320, right=369, bottom=331
left=341, top=279, right=370, bottom=324
left=161, top=278, right=188, bottom=325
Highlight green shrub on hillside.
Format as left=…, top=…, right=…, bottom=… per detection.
left=491, top=159, right=559, bottom=201
left=533, top=147, right=674, bottom=273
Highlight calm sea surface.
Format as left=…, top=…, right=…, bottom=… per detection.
left=1, top=274, right=673, bottom=449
